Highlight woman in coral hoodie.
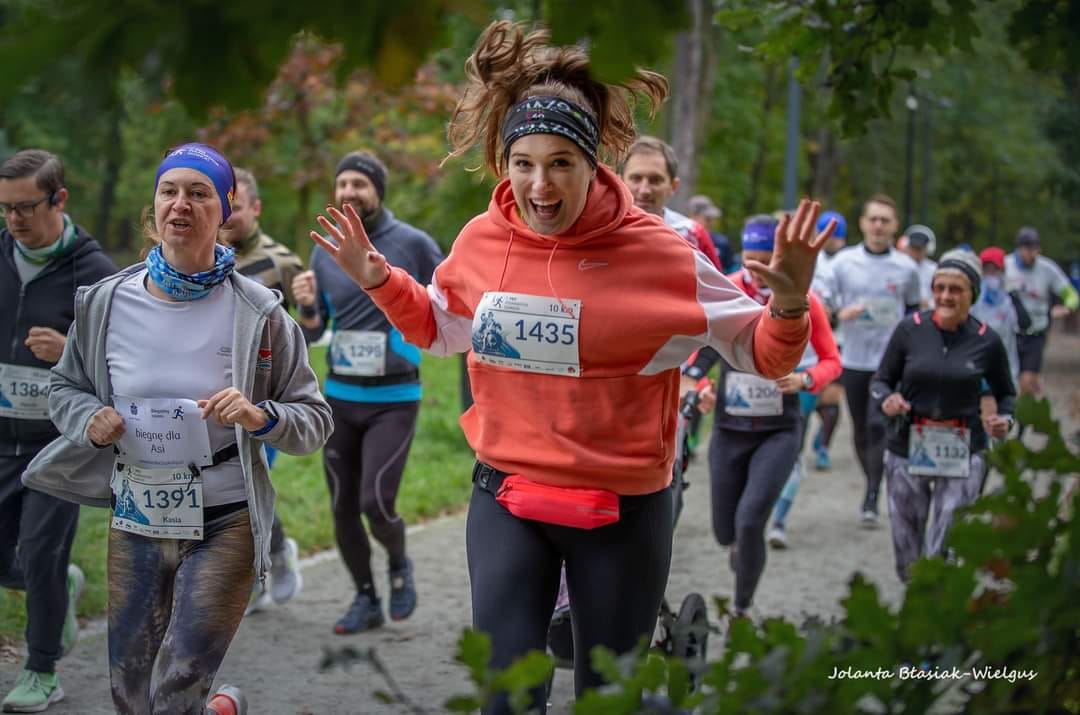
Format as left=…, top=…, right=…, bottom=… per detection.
left=310, top=21, right=833, bottom=714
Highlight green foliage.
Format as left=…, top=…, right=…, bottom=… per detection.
left=442, top=396, right=1080, bottom=714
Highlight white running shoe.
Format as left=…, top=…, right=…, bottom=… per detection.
left=767, top=525, right=788, bottom=549
left=244, top=579, right=272, bottom=616
left=859, top=510, right=881, bottom=529
left=270, top=537, right=302, bottom=604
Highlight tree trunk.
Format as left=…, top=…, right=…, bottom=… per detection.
left=744, top=65, right=779, bottom=218
left=669, top=0, right=713, bottom=211
left=95, top=106, right=125, bottom=252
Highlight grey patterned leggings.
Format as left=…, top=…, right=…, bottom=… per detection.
left=884, top=451, right=986, bottom=582
left=107, top=506, right=255, bottom=714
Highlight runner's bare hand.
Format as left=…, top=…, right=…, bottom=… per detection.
left=199, top=388, right=267, bottom=433
left=881, top=392, right=911, bottom=417
left=744, top=199, right=834, bottom=310
left=25, top=326, right=66, bottom=364
left=292, top=270, right=318, bottom=308
left=88, top=406, right=125, bottom=446
left=310, top=204, right=390, bottom=290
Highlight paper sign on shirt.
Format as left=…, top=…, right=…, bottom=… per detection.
left=471, top=292, right=582, bottom=377
left=330, top=330, right=387, bottom=377
left=113, top=396, right=213, bottom=468
left=0, top=363, right=52, bottom=420
left=908, top=423, right=971, bottom=478
left=861, top=297, right=901, bottom=327
left=724, top=372, right=783, bottom=416
left=111, top=462, right=203, bottom=540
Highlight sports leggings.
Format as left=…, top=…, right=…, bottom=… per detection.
left=467, top=469, right=673, bottom=714
left=324, top=398, right=419, bottom=594
left=884, top=451, right=986, bottom=582
left=107, top=506, right=254, bottom=714
left=709, top=425, right=801, bottom=610
left=842, top=368, right=886, bottom=513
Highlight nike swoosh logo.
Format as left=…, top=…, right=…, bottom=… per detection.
left=578, top=259, right=608, bottom=271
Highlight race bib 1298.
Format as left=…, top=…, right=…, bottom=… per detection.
left=330, top=330, right=387, bottom=377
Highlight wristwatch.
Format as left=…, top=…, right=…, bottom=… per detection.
left=801, top=372, right=814, bottom=390
left=253, top=400, right=279, bottom=435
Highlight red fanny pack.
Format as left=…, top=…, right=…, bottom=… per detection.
left=495, top=475, right=620, bottom=530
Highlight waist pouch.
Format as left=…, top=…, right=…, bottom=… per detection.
left=473, top=462, right=620, bottom=530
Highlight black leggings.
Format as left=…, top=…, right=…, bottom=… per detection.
left=466, top=472, right=673, bottom=714
left=842, top=368, right=886, bottom=513
left=709, top=425, right=800, bottom=610
left=323, top=398, right=419, bottom=594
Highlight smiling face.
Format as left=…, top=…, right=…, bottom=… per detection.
left=334, top=170, right=380, bottom=219
left=154, top=168, right=222, bottom=268
left=932, top=270, right=974, bottom=323
left=620, top=149, right=678, bottom=217
left=507, top=133, right=595, bottom=237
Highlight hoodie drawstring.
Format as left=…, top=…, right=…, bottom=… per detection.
left=497, top=231, right=515, bottom=292
left=546, top=241, right=575, bottom=319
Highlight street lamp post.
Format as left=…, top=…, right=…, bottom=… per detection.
left=904, top=93, right=918, bottom=229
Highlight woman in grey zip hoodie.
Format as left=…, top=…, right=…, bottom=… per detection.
left=22, top=144, right=332, bottom=715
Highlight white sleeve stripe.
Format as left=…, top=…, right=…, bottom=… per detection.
left=638, top=251, right=763, bottom=375
left=424, top=274, right=473, bottom=356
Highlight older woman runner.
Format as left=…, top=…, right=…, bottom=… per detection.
left=310, top=22, right=832, bottom=713
left=871, top=249, right=1015, bottom=581
left=24, top=143, right=332, bottom=715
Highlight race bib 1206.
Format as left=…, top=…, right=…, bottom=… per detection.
left=724, top=372, right=783, bottom=416
left=471, top=292, right=582, bottom=377
left=111, top=462, right=204, bottom=540
left=113, top=396, right=213, bottom=469
left=908, top=422, right=971, bottom=478
left=0, top=363, right=52, bottom=420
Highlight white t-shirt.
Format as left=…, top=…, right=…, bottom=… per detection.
left=829, top=244, right=921, bottom=371
left=916, top=258, right=937, bottom=308
left=106, top=271, right=245, bottom=506
left=1005, top=253, right=1071, bottom=334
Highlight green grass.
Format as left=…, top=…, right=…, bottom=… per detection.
left=0, top=348, right=475, bottom=639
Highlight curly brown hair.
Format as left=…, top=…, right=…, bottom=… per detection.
left=446, top=21, right=669, bottom=176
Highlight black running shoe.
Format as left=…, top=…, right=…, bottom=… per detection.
left=388, top=558, right=417, bottom=621
left=334, top=593, right=384, bottom=634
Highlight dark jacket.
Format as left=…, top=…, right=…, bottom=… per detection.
left=1, top=225, right=117, bottom=455
left=871, top=310, right=1016, bottom=455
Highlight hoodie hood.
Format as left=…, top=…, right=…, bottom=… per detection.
left=486, top=164, right=634, bottom=246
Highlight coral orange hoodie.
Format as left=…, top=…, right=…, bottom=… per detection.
left=367, top=165, right=809, bottom=494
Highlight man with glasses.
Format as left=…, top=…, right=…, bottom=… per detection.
left=0, top=149, right=116, bottom=712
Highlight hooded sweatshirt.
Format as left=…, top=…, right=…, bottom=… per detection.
left=366, top=165, right=809, bottom=495
left=1, top=224, right=117, bottom=455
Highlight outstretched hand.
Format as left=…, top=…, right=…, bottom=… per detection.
left=743, top=199, right=834, bottom=310
left=310, top=204, right=390, bottom=290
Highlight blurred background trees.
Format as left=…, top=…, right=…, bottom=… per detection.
left=0, top=0, right=1076, bottom=264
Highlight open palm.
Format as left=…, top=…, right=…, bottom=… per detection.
left=743, top=199, right=834, bottom=307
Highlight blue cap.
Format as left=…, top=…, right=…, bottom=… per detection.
left=154, top=143, right=235, bottom=225
left=741, top=218, right=777, bottom=252
left=817, top=210, right=847, bottom=240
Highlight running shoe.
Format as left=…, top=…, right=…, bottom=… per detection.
left=859, top=509, right=880, bottom=529
left=244, top=579, right=272, bottom=616
left=270, top=537, right=303, bottom=604
left=767, top=525, right=788, bottom=549
left=814, top=447, right=831, bottom=471
left=334, top=592, right=384, bottom=634
left=2, top=669, right=63, bottom=713
left=60, top=564, right=84, bottom=657
left=388, top=558, right=417, bottom=621
left=207, top=684, right=247, bottom=715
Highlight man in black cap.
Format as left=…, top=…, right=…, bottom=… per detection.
left=292, top=151, right=444, bottom=634
left=1005, top=226, right=1079, bottom=396
left=899, top=224, right=938, bottom=309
